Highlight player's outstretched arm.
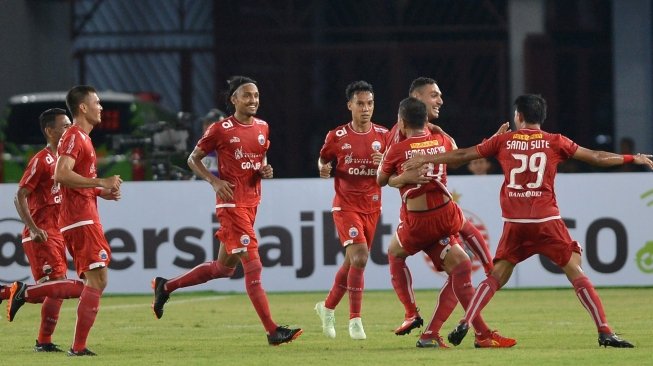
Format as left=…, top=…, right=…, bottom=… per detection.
left=403, top=146, right=481, bottom=171
left=573, top=147, right=653, bottom=169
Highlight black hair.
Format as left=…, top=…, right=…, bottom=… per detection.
left=225, top=76, right=257, bottom=114
left=39, top=108, right=67, bottom=138
left=514, top=94, right=547, bottom=124
left=398, top=97, right=427, bottom=129
left=408, top=77, right=437, bottom=96
left=66, top=85, right=97, bottom=117
left=345, top=80, right=374, bottom=101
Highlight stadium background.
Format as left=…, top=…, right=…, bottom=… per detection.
left=0, top=0, right=651, bottom=179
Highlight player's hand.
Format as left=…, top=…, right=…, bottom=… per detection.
left=397, top=165, right=432, bottom=185
left=371, top=152, right=383, bottom=166
left=402, top=155, right=430, bottom=171
left=493, top=122, right=511, bottom=136
left=101, top=175, right=122, bottom=191
left=211, top=178, right=235, bottom=201
left=319, top=162, right=332, bottom=178
left=259, top=164, right=273, bottom=179
left=634, top=153, right=653, bottom=169
left=99, top=187, right=121, bottom=201
left=29, top=226, right=48, bottom=243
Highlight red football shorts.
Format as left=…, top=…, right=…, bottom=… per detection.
left=216, top=207, right=259, bottom=254
left=63, top=223, right=111, bottom=278
left=495, top=219, right=582, bottom=267
left=332, top=210, right=380, bottom=249
left=395, top=200, right=464, bottom=260
left=22, top=233, right=68, bottom=282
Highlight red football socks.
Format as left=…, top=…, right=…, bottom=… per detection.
left=243, top=259, right=277, bottom=334
left=463, top=274, right=500, bottom=325
left=573, top=276, right=612, bottom=334
left=460, top=220, right=494, bottom=274
left=388, top=254, right=418, bottom=318
left=72, top=286, right=102, bottom=352
left=38, top=297, right=63, bottom=344
left=325, top=264, right=349, bottom=310
left=424, top=277, right=456, bottom=335
left=347, top=266, right=365, bottom=319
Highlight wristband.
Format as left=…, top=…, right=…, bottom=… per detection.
left=623, top=154, right=634, bottom=164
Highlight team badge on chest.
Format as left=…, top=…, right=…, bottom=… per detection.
left=258, top=134, right=265, bottom=145
left=371, top=140, right=382, bottom=152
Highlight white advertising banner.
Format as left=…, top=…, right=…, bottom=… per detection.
left=1, top=173, right=652, bottom=293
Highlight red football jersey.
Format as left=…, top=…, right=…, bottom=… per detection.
left=319, top=122, right=389, bottom=214
left=477, top=128, right=579, bottom=222
left=380, top=130, right=453, bottom=208
left=18, top=147, right=63, bottom=239
left=56, top=125, right=101, bottom=230
left=197, top=115, right=270, bottom=208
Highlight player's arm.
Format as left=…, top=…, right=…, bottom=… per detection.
left=403, top=146, right=481, bottom=171
left=14, top=187, right=47, bottom=243
left=573, top=147, right=653, bottom=169
left=388, top=166, right=432, bottom=188
left=188, top=145, right=235, bottom=200
left=376, top=168, right=392, bottom=187
left=54, top=155, right=122, bottom=190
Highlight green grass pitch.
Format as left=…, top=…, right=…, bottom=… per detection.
left=4, top=287, right=651, bottom=365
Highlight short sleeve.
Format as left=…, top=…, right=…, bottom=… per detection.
left=197, top=122, right=220, bottom=154
left=18, top=155, right=44, bottom=191
left=58, top=131, right=82, bottom=161
left=319, top=130, right=337, bottom=162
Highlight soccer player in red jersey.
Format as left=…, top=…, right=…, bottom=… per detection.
left=405, top=94, right=653, bottom=348
left=151, top=76, right=302, bottom=346
left=386, top=77, right=498, bottom=341
left=314, top=81, right=389, bottom=340
left=52, top=85, right=123, bottom=356
left=6, top=108, right=87, bottom=352
left=379, top=97, right=515, bottom=349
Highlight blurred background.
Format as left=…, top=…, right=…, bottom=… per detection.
left=0, top=0, right=651, bottom=180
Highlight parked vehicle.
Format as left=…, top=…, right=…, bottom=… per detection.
left=0, top=91, right=188, bottom=182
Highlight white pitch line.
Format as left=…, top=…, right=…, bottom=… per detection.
left=59, top=295, right=230, bottom=311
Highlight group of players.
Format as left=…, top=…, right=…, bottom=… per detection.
left=3, top=76, right=651, bottom=356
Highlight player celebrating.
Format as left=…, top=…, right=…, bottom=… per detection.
left=378, top=97, right=515, bottom=348
left=53, top=85, right=123, bottom=356
left=404, top=94, right=652, bottom=348
left=6, top=108, right=87, bottom=353
left=386, top=77, right=496, bottom=342
left=151, top=76, right=302, bottom=346
left=314, top=80, right=388, bottom=340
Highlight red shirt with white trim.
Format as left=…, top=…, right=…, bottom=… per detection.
left=197, top=115, right=270, bottom=208
left=380, top=130, right=453, bottom=209
left=18, top=147, right=63, bottom=240
left=477, top=128, right=579, bottom=222
left=319, top=122, right=389, bottom=214
left=56, top=125, right=100, bottom=229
